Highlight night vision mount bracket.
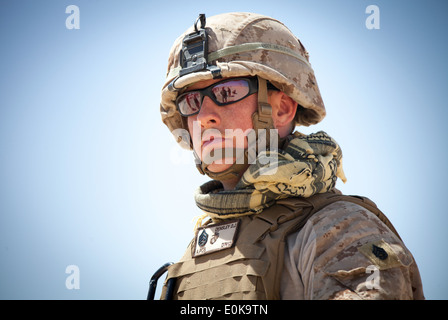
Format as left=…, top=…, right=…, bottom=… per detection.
left=178, top=13, right=221, bottom=79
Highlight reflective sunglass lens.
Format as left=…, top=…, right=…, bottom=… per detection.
left=178, top=92, right=201, bottom=115
left=211, top=80, right=250, bottom=104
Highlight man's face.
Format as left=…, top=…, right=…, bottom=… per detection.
left=185, top=78, right=258, bottom=174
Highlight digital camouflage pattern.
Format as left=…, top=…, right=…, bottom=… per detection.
left=160, top=12, right=326, bottom=146
left=160, top=131, right=425, bottom=299
left=158, top=12, right=425, bottom=300
left=281, top=201, right=424, bottom=299
left=162, top=191, right=424, bottom=299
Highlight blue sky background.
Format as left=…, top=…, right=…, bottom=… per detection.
left=1, top=0, right=447, bottom=299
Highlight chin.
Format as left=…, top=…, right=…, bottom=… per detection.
left=207, top=163, right=233, bottom=173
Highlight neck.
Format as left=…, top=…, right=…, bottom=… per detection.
left=218, top=166, right=248, bottom=190
left=220, top=178, right=239, bottom=191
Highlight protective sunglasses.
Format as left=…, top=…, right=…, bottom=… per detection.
left=176, top=78, right=259, bottom=117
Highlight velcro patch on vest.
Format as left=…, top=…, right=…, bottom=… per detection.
left=193, top=220, right=240, bottom=257
left=358, top=239, right=405, bottom=270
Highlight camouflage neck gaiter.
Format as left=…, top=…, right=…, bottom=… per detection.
left=194, top=131, right=347, bottom=223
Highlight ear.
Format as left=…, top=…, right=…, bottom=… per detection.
left=268, top=91, right=298, bottom=136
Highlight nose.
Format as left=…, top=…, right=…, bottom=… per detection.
left=196, top=96, right=221, bottom=128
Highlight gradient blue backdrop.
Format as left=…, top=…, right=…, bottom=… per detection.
left=1, top=0, right=447, bottom=299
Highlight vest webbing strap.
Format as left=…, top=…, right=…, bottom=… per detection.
left=161, top=191, right=401, bottom=300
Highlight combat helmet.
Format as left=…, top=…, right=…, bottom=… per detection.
left=160, top=12, right=326, bottom=179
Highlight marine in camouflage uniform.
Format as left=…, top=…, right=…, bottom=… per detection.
left=157, top=12, right=424, bottom=300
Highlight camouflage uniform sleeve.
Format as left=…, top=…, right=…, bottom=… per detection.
left=281, top=201, right=425, bottom=300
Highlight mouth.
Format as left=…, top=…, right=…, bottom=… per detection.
left=202, top=137, right=225, bottom=149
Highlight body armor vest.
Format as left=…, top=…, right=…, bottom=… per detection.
left=160, top=190, right=399, bottom=300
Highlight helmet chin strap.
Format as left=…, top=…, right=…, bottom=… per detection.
left=195, top=76, right=279, bottom=183
left=194, top=148, right=249, bottom=181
